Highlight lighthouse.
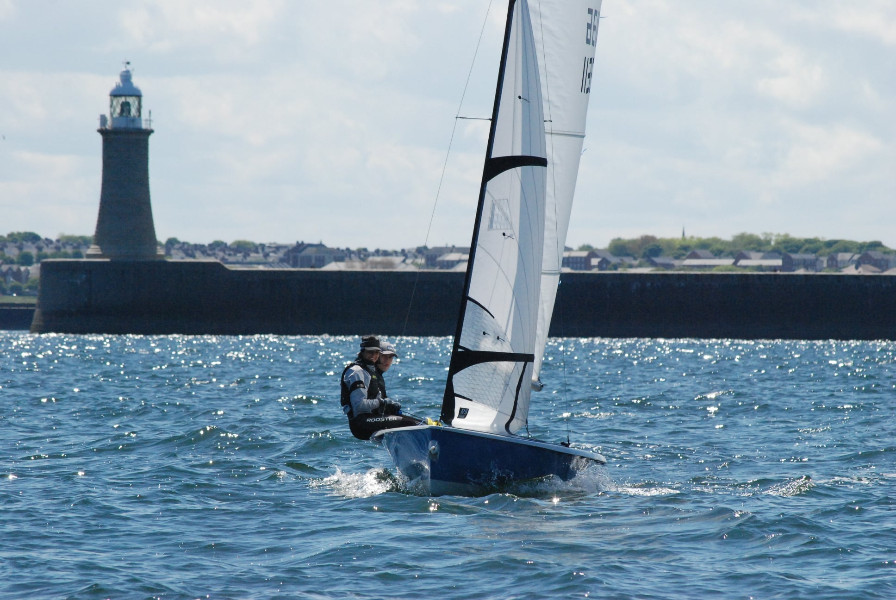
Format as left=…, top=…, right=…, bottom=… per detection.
left=86, top=63, right=162, bottom=260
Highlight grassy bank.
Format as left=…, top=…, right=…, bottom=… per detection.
left=0, top=295, right=37, bottom=306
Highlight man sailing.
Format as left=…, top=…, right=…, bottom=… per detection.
left=340, top=335, right=419, bottom=440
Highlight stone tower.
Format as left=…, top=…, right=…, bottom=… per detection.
left=87, top=64, right=162, bottom=260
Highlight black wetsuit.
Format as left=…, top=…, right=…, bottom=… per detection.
left=341, top=359, right=418, bottom=440
left=375, top=366, right=388, bottom=398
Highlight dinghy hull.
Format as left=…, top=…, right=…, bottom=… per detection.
left=372, top=425, right=605, bottom=496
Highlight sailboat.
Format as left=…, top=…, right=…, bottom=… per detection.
left=372, top=0, right=605, bottom=496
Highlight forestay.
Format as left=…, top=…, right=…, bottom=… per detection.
left=441, top=0, right=547, bottom=435
left=531, top=0, right=602, bottom=385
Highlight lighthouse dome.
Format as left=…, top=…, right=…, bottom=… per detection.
left=110, top=67, right=142, bottom=97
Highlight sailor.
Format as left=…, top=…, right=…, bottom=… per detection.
left=340, top=335, right=419, bottom=440
left=374, top=341, right=398, bottom=398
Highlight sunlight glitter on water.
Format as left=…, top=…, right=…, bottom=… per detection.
left=2, top=333, right=894, bottom=599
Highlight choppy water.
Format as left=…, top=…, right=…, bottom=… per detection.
left=1, top=332, right=894, bottom=599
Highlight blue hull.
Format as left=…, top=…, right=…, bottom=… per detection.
left=372, top=425, right=606, bottom=496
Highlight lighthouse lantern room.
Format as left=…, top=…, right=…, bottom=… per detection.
left=109, top=62, right=144, bottom=128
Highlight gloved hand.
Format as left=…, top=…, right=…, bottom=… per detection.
left=382, top=398, right=401, bottom=415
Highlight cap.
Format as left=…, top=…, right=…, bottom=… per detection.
left=359, top=335, right=381, bottom=352
left=380, top=342, right=397, bottom=357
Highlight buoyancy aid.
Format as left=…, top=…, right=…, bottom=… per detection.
left=340, top=359, right=381, bottom=419
left=375, top=366, right=388, bottom=398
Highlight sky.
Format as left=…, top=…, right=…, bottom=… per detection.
left=1, top=0, right=894, bottom=250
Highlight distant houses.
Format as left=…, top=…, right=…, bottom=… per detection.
left=562, top=250, right=595, bottom=271
left=734, top=251, right=782, bottom=272
left=4, top=232, right=896, bottom=301
left=2, top=265, right=34, bottom=285
left=558, top=248, right=896, bottom=275
left=681, top=250, right=735, bottom=270
left=166, top=241, right=472, bottom=271
left=159, top=243, right=895, bottom=274
left=158, top=242, right=895, bottom=274
left=782, top=253, right=821, bottom=272
left=435, top=252, right=469, bottom=270
left=647, top=256, right=679, bottom=270
left=856, top=251, right=896, bottom=272
left=562, top=249, right=633, bottom=271
left=284, top=243, right=347, bottom=268
left=827, top=253, right=858, bottom=270
left=419, top=246, right=468, bottom=269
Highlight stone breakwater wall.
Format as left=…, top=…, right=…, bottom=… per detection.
left=31, top=260, right=460, bottom=336
left=31, top=259, right=896, bottom=339
left=0, top=304, right=36, bottom=330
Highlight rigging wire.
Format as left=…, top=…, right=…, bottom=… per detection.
left=400, top=0, right=496, bottom=336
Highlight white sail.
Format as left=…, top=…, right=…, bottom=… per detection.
left=442, top=0, right=547, bottom=435
left=530, top=0, right=602, bottom=386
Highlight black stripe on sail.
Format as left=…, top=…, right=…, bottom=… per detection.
left=483, top=155, right=547, bottom=183
left=504, top=363, right=529, bottom=434
left=450, top=349, right=534, bottom=374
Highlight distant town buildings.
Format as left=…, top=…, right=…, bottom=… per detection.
left=4, top=234, right=896, bottom=297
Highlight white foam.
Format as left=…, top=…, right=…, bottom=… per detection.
left=314, top=467, right=397, bottom=498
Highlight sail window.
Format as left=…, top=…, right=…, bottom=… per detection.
left=488, top=197, right=513, bottom=231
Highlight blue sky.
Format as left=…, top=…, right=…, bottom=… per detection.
left=1, top=0, right=894, bottom=249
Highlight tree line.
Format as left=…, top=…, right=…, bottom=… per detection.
left=3, top=230, right=893, bottom=264
left=582, top=233, right=893, bottom=260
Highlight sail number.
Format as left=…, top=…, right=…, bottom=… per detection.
left=586, top=7, right=599, bottom=47
left=580, top=57, right=594, bottom=94
left=581, top=7, right=599, bottom=94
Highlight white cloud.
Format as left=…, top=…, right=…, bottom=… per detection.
left=0, top=0, right=13, bottom=20
left=0, top=0, right=893, bottom=249
left=756, top=52, right=826, bottom=108
left=794, top=0, right=896, bottom=46
left=775, top=122, right=884, bottom=186
left=118, top=0, right=284, bottom=53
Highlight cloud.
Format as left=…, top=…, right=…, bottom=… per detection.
left=756, top=52, right=825, bottom=108
left=778, top=122, right=882, bottom=184
left=0, top=0, right=893, bottom=250
left=0, top=151, right=98, bottom=236
left=794, top=0, right=896, bottom=46
left=571, top=0, right=895, bottom=246
left=0, top=0, right=14, bottom=20
left=117, top=0, right=284, bottom=55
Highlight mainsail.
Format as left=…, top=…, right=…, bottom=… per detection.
left=441, top=0, right=547, bottom=435
left=531, top=0, right=602, bottom=386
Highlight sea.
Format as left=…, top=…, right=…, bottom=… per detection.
left=1, top=331, right=893, bottom=599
